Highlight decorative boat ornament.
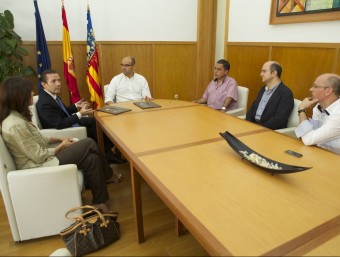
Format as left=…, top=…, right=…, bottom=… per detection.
left=219, top=131, right=312, bottom=174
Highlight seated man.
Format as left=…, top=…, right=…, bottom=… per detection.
left=105, top=56, right=152, bottom=104
left=193, top=59, right=238, bottom=111
left=36, top=69, right=125, bottom=164
left=295, top=73, right=340, bottom=154
left=246, top=61, right=294, bottom=129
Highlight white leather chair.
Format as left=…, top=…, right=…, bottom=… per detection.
left=275, top=98, right=302, bottom=138
left=104, top=84, right=109, bottom=95
left=226, top=86, right=249, bottom=117
left=0, top=132, right=84, bottom=242
left=30, top=96, right=87, bottom=139
left=103, top=84, right=116, bottom=103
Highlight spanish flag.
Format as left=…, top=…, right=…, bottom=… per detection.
left=86, top=5, right=104, bottom=108
left=62, top=1, right=80, bottom=103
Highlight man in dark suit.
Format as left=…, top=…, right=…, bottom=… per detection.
left=246, top=61, right=294, bottom=130
left=36, top=69, right=125, bottom=164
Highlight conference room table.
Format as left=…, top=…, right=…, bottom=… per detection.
left=95, top=99, right=340, bottom=256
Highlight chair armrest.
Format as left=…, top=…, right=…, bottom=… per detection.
left=275, top=127, right=298, bottom=138
left=7, top=164, right=83, bottom=240
left=40, top=127, right=87, bottom=139
left=7, top=164, right=83, bottom=192
left=226, top=108, right=245, bottom=117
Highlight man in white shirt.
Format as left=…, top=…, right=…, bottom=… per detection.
left=295, top=73, right=340, bottom=154
left=105, top=56, right=152, bottom=104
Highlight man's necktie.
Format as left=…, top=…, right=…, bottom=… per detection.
left=56, top=97, right=70, bottom=117
left=56, top=97, right=81, bottom=127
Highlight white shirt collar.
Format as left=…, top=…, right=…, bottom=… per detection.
left=44, top=89, right=57, bottom=100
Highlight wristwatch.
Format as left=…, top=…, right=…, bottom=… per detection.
left=297, top=109, right=306, bottom=115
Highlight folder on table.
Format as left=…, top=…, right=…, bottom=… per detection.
left=97, top=106, right=131, bottom=115
left=133, top=101, right=161, bottom=109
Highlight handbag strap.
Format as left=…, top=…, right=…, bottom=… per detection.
left=64, top=205, right=111, bottom=236
left=65, top=205, right=103, bottom=221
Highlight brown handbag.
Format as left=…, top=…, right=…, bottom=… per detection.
left=60, top=205, right=120, bottom=256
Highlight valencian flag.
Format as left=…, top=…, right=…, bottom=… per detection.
left=86, top=6, right=104, bottom=108
left=34, top=0, right=51, bottom=92
left=62, top=1, right=80, bottom=103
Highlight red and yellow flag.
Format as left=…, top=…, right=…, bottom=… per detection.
left=62, top=2, right=80, bottom=103
left=86, top=6, right=104, bottom=109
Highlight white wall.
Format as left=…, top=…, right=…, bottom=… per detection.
left=228, top=0, right=340, bottom=43
left=4, top=0, right=338, bottom=55
left=1, top=0, right=197, bottom=41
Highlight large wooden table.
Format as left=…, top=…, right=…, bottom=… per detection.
left=95, top=99, right=340, bottom=256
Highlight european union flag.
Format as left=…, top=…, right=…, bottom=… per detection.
left=34, top=0, right=51, bottom=92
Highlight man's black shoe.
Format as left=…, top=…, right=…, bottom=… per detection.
left=106, top=151, right=126, bottom=164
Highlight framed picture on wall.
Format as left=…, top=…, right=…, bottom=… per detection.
left=269, top=0, right=340, bottom=24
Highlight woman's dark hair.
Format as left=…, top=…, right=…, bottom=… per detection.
left=0, top=77, right=33, bottom=124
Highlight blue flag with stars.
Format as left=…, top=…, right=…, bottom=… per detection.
left=34, top=0, right=51, bottom=92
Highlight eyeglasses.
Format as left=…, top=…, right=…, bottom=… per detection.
left=120, top=63, right=133, bottom=67
left=312, top=84, right=329, bottom=89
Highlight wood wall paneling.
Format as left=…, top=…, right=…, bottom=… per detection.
left=70, top=43, right=89, bottom=102
left=23, top=42, right=199, bottom=103
left=226, top=43, right=340, bottom=110
left=22, top=43, right=38, bottom=92
left=272, top=46, right=336, bottom=101
left=336, top=49, right=340, bottom=75
left=154, top=44, right=196, bottom=100
left=24, top=41, right=340, bottom=111
left=99, top=43, right=154, bottom=96
left=226, top=45, right=269, bottom=108
left=195, top=0, right=217, bottom=98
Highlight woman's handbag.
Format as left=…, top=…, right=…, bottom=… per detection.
left=60, top=205, right=120, bottom=256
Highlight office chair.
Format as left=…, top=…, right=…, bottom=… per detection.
left=30, top=95, right=87, bottom=138
left=0, top=133, right=83, bottom=241
left=275, top=98, right=302, bottom=138
left=226, top=86, right=249, bottom=117
left=103, top=84, right=117, bottom=103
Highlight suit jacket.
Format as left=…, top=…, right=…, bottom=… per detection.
left=246, top=82, right=294, bottom=130
left=36, top=90, right=80, bottom=129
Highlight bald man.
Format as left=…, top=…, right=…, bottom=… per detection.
left=295, top=73, right=340, bottom=154
left=105, top=56, right=152, bottom=104
left=246, top=61, right=294, bottom=129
